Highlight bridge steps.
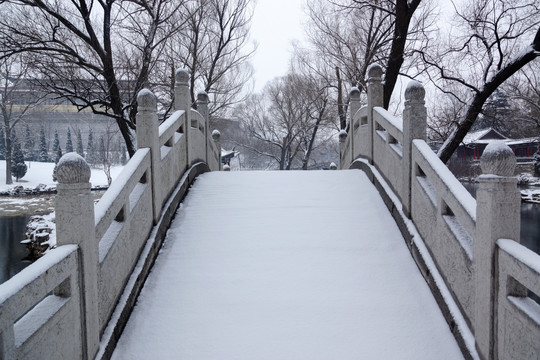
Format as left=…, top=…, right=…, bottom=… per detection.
left=111, top=170, right=463, bottom=359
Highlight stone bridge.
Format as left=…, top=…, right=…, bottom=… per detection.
left=0, top=66, right=539, bottom=360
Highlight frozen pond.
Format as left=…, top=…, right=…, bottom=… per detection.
left=0, top=216, right=31, bottom=284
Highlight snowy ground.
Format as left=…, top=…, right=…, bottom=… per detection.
left=0, top=160, right=123, bottom=216
left=112, top=170, right=464, bottom=359
left=0, top=160, right=123, bottom=193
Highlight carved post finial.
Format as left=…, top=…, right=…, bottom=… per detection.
left=404, top=80, right=425, bottom=106
left=197, top=91, right=209, bottom=104
left=367, top=63, right=384, bottom=82
left=339, top=130, right=347, bottom=143
left=137, top=88, right=157, bottom=112
left=56, top=152, right=91, bottom=184
left=350, top=86, right=360, bottom=98
left=175, top=68, right=190, bottom=85
left=329, top=162, right=337, bottom=170
left=480, top=141, right=516, bottom=176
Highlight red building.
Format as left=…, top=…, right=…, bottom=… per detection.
left=455, top=128, right=538, bottom=161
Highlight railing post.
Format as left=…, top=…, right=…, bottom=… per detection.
left=136, top=89, right=161, bottom=223
left=367, top=64, right=383, bottom=164
left=402, top=81, right=427, bottom=217
left=55, top=153, right=99, bottom=360
left=349, top=86, right=360, bottom=162
left=212, top=129, right=222, bottom=171
left=197, top=91, right=209, bottom=164
left=475, top=142, right=520, bottom=360
left=175, top=68, right=191, bottom=166
left=339, top=130, right=347, bottom=169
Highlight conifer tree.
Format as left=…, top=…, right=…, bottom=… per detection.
left=24, top=125, right=33, bottom=160
left=76, top=129, right=84, bottom=156
left=52, top=146, right=63, bottom=181
left=10, top=128, right=17, bottom=143
left=38, top=127, right=49, bottom=162
left=65, top=128, right=73, bottom=153
left=52, top=129, right=60, bottom=156
left=11, top=136, right=27, bottom=181
left=86, top=129, right=95, bottom=165
left=0, top=124, right=5, bottom=161
left=99, top=135, right=106, bottom=164
left=120, top=145, right=127, bottom=165
left=534, top=148, right=540, bottom=177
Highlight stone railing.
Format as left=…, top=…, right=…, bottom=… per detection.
left=0, top=69, right=221, bottom=360
left=340, top=64, right=540, bottom=360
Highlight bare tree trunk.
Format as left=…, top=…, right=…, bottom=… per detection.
left=335, top=67, right=346, bottom=130
left=383, top=0, right=422, bottom=109
left=3, top=119, right=12, bottom=185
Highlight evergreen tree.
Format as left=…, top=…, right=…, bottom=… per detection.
left=120, top=145, right=127, bottom=165
left=86, top=129, right=95, bottom=165
left=0, top=124, right=5, bottom=161
left=24, top=124, right=35, bottom=161
left=65, top=128, right=73, bottom=153
left=99, top=135, right=106, bottom=164
left=10, top=128, right=17, bottom=143
left=76, top=129, right=84, bottom=156
left=11, top=136, right=27, bottom=181
left=52, top=146, right=63, bottom=181
left=52, top=129, right=60, bottom=156
left=534, top=148, right=540, bottom=177
left=38, top=127, right=49, bottom=162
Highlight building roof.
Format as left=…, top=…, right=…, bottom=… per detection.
left=462, top=127, right=538, bottom=147
left=462, top=127, right=507, bottom=145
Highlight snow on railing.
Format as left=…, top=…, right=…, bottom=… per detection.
left=339, top=63, right=538, bottom=359
left=496, top=238, right=540, bottom=359
left=0, top=68, right=222, bottom=360
left=0, top=245, right=81, bottom=359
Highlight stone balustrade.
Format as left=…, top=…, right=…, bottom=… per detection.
left=340, top=64, right=540, bottom=360
left=0, top=69, right=222, bottom=360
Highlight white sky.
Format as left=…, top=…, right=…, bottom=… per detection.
left=249, top=0, right=308, bottom=92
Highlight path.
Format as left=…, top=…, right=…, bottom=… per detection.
left=112, top=170, right=463, bottom=359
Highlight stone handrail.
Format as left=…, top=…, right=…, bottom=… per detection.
left=0, top=246, right=81, bottom=359
left=340, top=63, right=540, bottom=360
left=0, top=68, right=222, bottom=360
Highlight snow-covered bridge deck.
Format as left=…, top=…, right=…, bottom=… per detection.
left=112, top=170, right=463, bottom=359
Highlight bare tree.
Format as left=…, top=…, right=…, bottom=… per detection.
left=503, top=62, right=540, bottom=137
left=0, top=0, right=187, bottom=157
left=159, top=0, right=255, bottom=117
left=417, top=0, right=540, bottom=163
left=237, top=72, right=335, bottom=170
left=304, top=0, right=433, bottom=130
left=304, top=0, right=393, bottom=129
left=0, top=54, right=44, bottom=184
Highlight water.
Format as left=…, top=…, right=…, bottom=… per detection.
left=461, top=182, right=540, bottom=255
left=0, top=216, right=31, bottom=284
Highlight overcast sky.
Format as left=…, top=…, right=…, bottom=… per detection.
left=249, top=0, right=308, bottom=92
